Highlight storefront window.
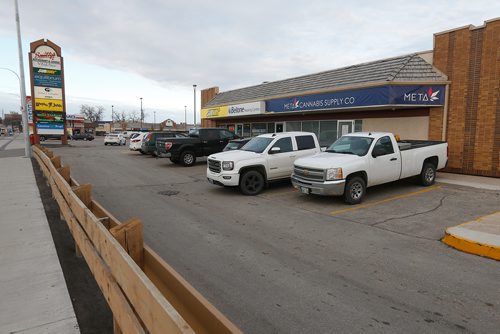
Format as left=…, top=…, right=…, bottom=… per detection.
left=302, top=121, right=319, bottom=137
left=243, top=124, right=251, bottom=137
left=286, top=121, right=301, bottom=132
left=267, top=123, right=275, bottom=133
left=355, top=120, right=363, bottom=132
left=251, top=123, right=267, bottom=137
left=319, top=121, right=337, bottom=147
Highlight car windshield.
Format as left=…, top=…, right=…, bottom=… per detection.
left=326, top=136, right=373, bottom=156
left=241, top=137, right=274, bottom=153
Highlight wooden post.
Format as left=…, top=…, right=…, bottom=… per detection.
left=72, top=184, right=92, bottom=207
left=50, top=155, right=61, bottom=169
left=71, top=183, right=92, bottom=257
left=57, top=165, right=70, bottom=183
left=110, top=218, right=144, bottom=269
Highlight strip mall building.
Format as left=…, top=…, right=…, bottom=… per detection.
left=200, top=19, right=499, bottom=178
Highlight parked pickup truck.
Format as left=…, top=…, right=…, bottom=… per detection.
left=156, top=128, right=239, bottom=166
left=207, top=132, right=321, bottom=195
left=291, top=132, right=448, bottom=204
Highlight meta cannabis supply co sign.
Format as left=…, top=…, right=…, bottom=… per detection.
left=266, top=85, right=446, bottom=113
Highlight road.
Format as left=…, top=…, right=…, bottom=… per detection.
left=48, top=138, right=500, bottom=333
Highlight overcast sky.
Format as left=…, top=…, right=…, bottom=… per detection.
left=0, top=1, right=498, bottom=123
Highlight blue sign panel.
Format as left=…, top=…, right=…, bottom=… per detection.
left=34, top=74, right=62, bottom=88
left=36, top=122, right=64, bottom=130
left=266, top=85, right=445, bottom=113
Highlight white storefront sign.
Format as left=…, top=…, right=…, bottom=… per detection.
left=228, top=101, right=264, bottom=117
left=32, top=45, right=61, bottom=70
left=34, top=86, right=63, bottom=100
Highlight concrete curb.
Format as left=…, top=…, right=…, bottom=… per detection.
left=442, top=212, right=500, bottom=261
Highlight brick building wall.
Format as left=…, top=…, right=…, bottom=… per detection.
left=432, top=19, right=500, bottom=177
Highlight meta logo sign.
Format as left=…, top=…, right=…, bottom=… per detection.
left=403, top=87, right=440, bottom=102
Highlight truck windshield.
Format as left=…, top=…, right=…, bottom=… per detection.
left=326, top=136, right=373, bottom=156
left=241, top=137, right=274, bottom=153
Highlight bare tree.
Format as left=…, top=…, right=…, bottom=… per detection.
left=80, top=104, right=104, bottom=123
left=127, top=110, right=140, bottom=123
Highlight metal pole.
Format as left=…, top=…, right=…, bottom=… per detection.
left=184, top=105, right=187, bottom=130
left=140, top=97, right=143, bottom=130
left=111, top=104, right=114, bottom=131
left=153, top=111, right=156, bottom=130
left=193, top=84, right=197, bottom=128
left=14, top=0, right=30, bottom=158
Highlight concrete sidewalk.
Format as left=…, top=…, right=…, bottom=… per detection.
left=0, top=136, right=79, bottom=333
left=437, top=172, right=500, bottom=261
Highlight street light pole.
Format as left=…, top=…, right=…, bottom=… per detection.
left=153, top=111, right=156, bottom=130
left=184, top=105, right=187, bottom=130
left=14, top=0, right=30, bottom=158
left=140, top=97, right=143, bottom=130
left=111, top=105, right=114, bottom=131
left=193, top=84, right=197, bottom=129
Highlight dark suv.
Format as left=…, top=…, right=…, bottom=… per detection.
left=72, top=132, right=94, bottom=141
left=140, top=131, right=186, bottom=156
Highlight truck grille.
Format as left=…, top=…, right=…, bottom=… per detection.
left=293, top=166, right=324, bottom=182
left=208, top=159, right=221, bottom=173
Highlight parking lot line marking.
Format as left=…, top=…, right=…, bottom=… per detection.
left=330, top=185, right=442, bottom=215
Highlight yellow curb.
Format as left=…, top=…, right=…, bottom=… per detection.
left=442, top=231, right=500, bottom=261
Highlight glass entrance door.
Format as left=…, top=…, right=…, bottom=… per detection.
left=338, top=121, right=354, bottom=137
left=275, top=122, right=284, bottom=133
left=235, top=124, right=243, bottom=137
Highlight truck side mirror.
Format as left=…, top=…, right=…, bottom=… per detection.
left=372, top=146, right=385, bottom=158
left=269, top=147, right=281, bottom=154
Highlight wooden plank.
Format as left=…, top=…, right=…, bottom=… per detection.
left=50, top=155, right=61, bottom=168
left=72, top=184, right=92, bottom=207
left=110, top=218, right=144, bottom=269
left=143, top=247, right=243, bottom=334
left=82, top=210, right=194, bottom=334
left=57, top=165, right=71, bottom=183
left=51, top=180, right=146, bottom=334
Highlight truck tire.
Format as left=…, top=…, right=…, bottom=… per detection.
left=343, top=176, right=366, bottom=205
left=240, top=170, right=265, bottom=195
left=180, top=151, right=196, bottom=167
left=419, top=163, right=436, bottom=186
left=40, top=136, right=46, bottom=142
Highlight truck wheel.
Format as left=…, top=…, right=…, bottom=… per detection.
left=240, top=170, right=265, bottom=195
left=419, top=163, right=436, bottom=186
left=181, top=151, right=196, bottom=166
left=344, top=176, right=366, bottom=205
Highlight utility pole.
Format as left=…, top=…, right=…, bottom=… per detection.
left=140, top=97, right=143, bottom=130
left=14, top=0, right=30, bottom=157
left=193, top=84, right=197, bottom=129
left=184, top=105, right=187, bottom=130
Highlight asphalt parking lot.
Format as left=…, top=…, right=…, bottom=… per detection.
left=47, top=137, right=500, bottom=333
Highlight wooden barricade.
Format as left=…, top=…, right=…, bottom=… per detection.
left=32, top=145, right=241, bottom=334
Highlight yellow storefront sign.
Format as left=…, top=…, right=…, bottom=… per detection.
left=35, top=98, right=63, bottom=112
left=201, top=106, right=228, bottom=119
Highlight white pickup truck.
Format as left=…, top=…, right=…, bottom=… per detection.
left=207, top=132, right=321, bottom=195
left=291, top=132, right=448, bottom=204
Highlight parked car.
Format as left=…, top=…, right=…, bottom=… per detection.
left=223, top=138, right=251, bottom=151
left=72, top=132, right=94, bottom=141
left=122, top=131, right=141, bottom=139
left=291, top=132, right=448, bottom=204
left=207, top=132, right=321, bottom=195
left=140, top=132, right=187, bottom=156
left=156, top=128, right=239, bottom=166
left=129, top=132, right=149, bottom=151
left=104, top=133, right=126, bottom=146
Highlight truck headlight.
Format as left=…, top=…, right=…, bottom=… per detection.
left=222, top=161, right=234, bottom=170
left=326, top=168, right=343, bottom=180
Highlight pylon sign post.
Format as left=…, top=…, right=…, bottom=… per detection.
left=29, top=39, right=67, bottom=144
